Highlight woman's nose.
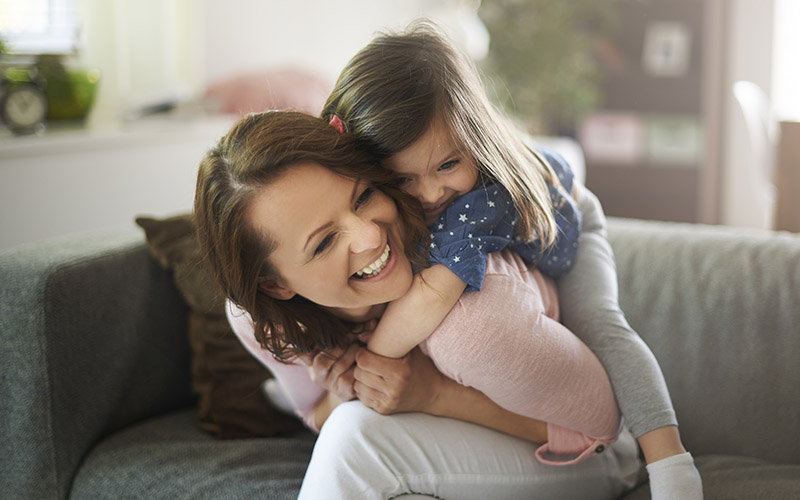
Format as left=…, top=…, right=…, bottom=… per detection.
left=347, top=215, right=382, bottom=254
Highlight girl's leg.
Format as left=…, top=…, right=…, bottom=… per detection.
left=557, top=185, right=702, bottom=499
left=420, top=250, right=622, bottom=445
left=556, top=184, right=677, bottom=437
left=299, top=401, right=641, bottom=500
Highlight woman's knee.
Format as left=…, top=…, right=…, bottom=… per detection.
left=316, top=401, right=392, bottom=458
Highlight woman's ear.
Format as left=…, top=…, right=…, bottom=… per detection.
left=258, top=278, right=296, bottom=300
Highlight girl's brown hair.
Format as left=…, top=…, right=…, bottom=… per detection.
left=322, top=20, right=560, bottom=247
left=194, top=111, right=429, bottom=361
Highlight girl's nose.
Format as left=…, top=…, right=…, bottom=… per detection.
left=347, top=215, right=382, bottom=255
left=412, top=178, right=443, bottom=205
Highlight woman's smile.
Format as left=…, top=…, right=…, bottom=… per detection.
left=246, top=161, right=414, bottom=316
left=352, top=243, right=391, bottom=279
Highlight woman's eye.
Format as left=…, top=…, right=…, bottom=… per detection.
left=438, top=160, right=459, bottom=171
left=355, top=187, right=374, bottom=209
left=314, top=233, right=335, bottom=256
left=395, top=176, right=411, bottom=187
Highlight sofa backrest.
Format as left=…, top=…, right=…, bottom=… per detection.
left=608, top=218, right=800, bottom=464
left=0, top=233, right=195, bottom=500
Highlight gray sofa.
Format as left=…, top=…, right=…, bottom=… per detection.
left=2, top=217, right=799, bottom=499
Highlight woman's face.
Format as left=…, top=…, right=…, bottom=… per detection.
left=246, top=162, right=414, bottom=322
left=384, top=119, right=479, bottom=226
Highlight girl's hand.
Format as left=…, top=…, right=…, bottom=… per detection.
left=353, top=347, right=446, bottom=415
left=299, top=342, right=361, bottom=402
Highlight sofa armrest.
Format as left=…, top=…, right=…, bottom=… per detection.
left=608, top=218, right=800, bottom=464
left=0, top=231, right=194, bottom=500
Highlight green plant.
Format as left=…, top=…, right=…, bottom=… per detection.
left=478, top=0, right=620, bottom=134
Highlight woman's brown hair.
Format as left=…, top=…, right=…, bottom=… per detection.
left=322, top=20, right=560, bottom=248
left=194, top=111, right=429, bottom=361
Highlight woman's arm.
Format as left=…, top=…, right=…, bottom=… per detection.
left=367, top=264, right=466, bottom=358
left=229, top=298, right=547, bottom=440
left=354, top=347, right=548, bottom=444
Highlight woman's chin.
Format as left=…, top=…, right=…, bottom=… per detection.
left=328, top=304, right=384, bottom=324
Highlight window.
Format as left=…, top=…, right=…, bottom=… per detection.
left=0, top=0, right=79, bottom=54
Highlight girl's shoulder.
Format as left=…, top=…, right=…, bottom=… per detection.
left=533, top=146, right=575, bottom=191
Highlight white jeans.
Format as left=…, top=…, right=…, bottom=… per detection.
left=298, top=401, right=641, bottom=500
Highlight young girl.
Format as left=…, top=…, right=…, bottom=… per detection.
left=322, top=21, right=702, bottom=500
left=328, top=112, right=581, bottom=360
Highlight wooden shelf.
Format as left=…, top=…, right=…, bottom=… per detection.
left=586, top=164, right=699, bottom=223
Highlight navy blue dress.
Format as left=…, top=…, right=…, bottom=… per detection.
left=426, top=148, right=581, bottom=291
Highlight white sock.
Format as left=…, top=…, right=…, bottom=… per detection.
left=646, top=451, right=703, bottom=500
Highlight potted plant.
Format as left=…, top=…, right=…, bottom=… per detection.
left=478, top=0, right=620, bottom=135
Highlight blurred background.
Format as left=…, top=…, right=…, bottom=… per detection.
left=1, top=0, right=798, bottom=249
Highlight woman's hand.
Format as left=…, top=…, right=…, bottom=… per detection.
left=355, top=345, right=549, bottom=443
left=300, top=342, right=361, bottom=403
left=353, top=347, right=446, bottom=415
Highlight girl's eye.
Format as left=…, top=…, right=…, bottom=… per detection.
left=314, top=233, right=336, bottom=256
left=355, top=187, right=374, bottom=209
left=438, top=159, right=459, bottom=172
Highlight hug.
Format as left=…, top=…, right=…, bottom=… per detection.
left=193, top=22, right=697, bottom=499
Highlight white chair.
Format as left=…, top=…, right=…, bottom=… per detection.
left=525, top=135, right=587, bottom=187
left=732, top=80, right=779, bottom=230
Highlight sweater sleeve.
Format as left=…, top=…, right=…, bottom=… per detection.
left=420, top=249, right=621, bottom=465
left=225, top=301, right=324, bottom=432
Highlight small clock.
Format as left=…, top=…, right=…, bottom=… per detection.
left=1, top=82, right=48, bottom=135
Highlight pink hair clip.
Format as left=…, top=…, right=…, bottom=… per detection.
left=329, top=115, right=344, bottom=133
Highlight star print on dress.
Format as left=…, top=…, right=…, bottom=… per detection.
left=422, top=147, right=582, bottom=291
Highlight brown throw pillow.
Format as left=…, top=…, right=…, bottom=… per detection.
left=135, top=214, right=303, bottom=438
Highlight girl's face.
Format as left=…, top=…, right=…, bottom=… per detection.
left=246, top=162, right=414, bottom=322
left=384, top=119, right=479, bottom=226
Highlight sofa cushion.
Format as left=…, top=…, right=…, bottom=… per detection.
left=607, top=218, right=800, bottom=464
left=135, top=214, right=303, bottom=439
left=205, top=66, right=331, bottom=116
left=70, top=409, right=316, bottom=500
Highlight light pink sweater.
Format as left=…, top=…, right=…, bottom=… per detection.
left=228, top=248, right=621, bottom=465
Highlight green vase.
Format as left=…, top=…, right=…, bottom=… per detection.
left=44, top=68, right=100, bottom=121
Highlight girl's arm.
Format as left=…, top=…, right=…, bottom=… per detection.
left=367, top=264, right=466, bottom=358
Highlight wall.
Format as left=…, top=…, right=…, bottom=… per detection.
left=0, top=0, right=787, bottom=249
left=74, top=0, right=204, bottom=126
left=200, top=0, right=488, bottom=87
left=74, top=0, right=486, bottom=123
left=0, top=1, right=485, bottom=250
left=0, top=117, right=235, bottom=249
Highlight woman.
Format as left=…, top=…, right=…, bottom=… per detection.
left=194, top=110, right=640, bottom=499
